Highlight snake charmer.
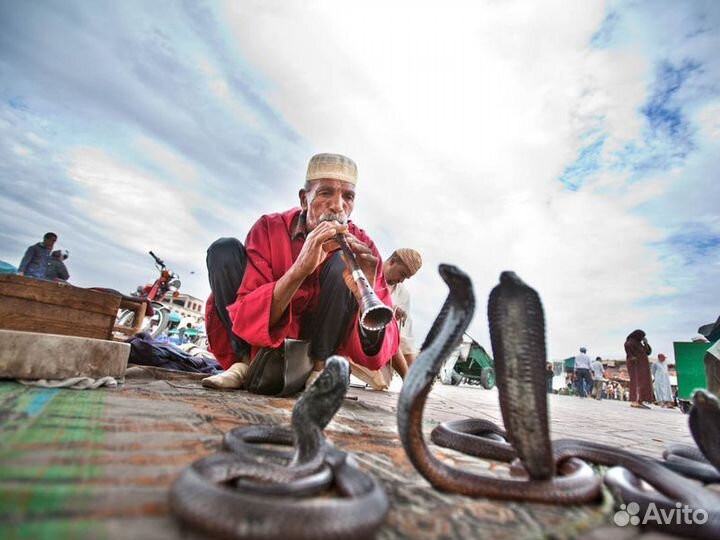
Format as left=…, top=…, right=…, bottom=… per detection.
left=202, top=153, right=399, bottom=392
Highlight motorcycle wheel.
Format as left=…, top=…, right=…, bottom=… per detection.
left=116, top=303, right=169, bottom=338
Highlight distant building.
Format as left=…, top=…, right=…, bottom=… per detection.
left=162, top=292, right=205, bottom=325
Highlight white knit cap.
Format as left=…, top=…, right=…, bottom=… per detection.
left=305, top=153, right=358, bottom=185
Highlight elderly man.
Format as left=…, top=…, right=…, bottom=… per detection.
left=18, top=232, right=57, bottom=279
left=386, top=249, right=422, bottom=377
left=202, top=153, right=399, bottom=392
left=348, top=248, right=422, bottom=390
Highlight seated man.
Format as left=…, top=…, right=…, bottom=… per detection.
left=202, top=153, right=399, bottom=391
left=386, top=249, right=423, bottom=378
left=350, top=248, right=422, bottom=390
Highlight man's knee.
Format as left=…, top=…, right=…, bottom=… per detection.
left=207, top=237, right=244, bottom=260
left=207, top=237, right=246, bottom=272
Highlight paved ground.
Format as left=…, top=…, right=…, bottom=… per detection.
left=364, top=382, right=695, bottom=459
left=0, top=371, right=704, bottom=540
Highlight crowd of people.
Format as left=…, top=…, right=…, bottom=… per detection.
left=560, top=374, right=632, bottom=401
left=558, top=336, right=677, bottom=409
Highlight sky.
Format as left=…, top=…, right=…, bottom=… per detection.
left=1, top=0, right=718, bottom=362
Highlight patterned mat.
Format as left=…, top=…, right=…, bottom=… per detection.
left=0, top=368, right=615, bottom=540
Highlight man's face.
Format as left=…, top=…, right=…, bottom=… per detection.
left=384, top=257, right=413, bottom=285
left=44, top=236, right=57, bottom=249
left=299, top=179, right=356, bottom=231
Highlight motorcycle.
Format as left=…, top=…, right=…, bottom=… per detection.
left=116, top=251, right=181, bottom=338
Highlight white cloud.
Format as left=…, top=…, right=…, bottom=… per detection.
left=133, top=136, right=199, bottom=186
left=67, top=147, right=212, bottom=266
left=25, top=131, right=48, bottom=147
left=194, top=56, right=262, bottom=128
left=619, top=177, right=673, bottom=209
left=696, top=101, right=720, bottom=141
left=12, top=144, right=31, bottom=156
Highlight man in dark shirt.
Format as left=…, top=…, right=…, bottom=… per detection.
left=18, top=232, right=57, bottom=279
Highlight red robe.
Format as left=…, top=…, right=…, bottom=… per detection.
left=206, top=208, right=399, bottom=370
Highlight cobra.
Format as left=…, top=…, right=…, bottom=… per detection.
left=398, top=265, right=720, bottom=539
left=170, top=355, right=389, bottom=540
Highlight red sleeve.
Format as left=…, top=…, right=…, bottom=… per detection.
left=337, top=234, right=399, bottom=371
left=205, top=293, right=236, bottom=370
left=226, top=217, right=293, bottom=348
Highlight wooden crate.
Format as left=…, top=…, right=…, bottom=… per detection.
left=0, top=274, right=122, bottom=340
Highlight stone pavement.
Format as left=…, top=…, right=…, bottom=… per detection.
left=358, top=383, right=695, bottom=459
left=0, top=370, right=703, bottom=540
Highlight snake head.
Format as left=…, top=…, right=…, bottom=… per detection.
left=498, top=271, right=527, bottom=288
left=489, top=271, right=545, bottom=326
left=690, top=389, right=720, bottom=473
left=438, top=264, right=473, bottom=300
left=692, top=389, right=719, bottom=411
left=292, top=356, right=350, bottom=433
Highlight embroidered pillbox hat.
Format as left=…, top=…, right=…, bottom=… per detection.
left=393, top=248, right=423, bottom=275
left=306, top=153, right=358, bottom=185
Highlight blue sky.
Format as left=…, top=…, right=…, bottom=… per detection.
left=1, top=0, right=718, bottom=360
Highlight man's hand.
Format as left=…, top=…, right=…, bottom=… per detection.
left=291, top=220, right=347, bottom=280
left=271, top=220, right=346, bottom=327
left=395, top=306, right=408, bottom=327
left=340, top=233, right=378, bottom=296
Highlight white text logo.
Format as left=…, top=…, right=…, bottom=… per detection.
left=614, top=502, right=708, bottom=527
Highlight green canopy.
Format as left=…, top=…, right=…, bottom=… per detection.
left=169, top=328, right=199, bottom=336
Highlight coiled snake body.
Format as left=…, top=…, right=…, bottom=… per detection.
left=398, top=265, right=720, bottom=539
left=170, top=356, right=388, bottom=540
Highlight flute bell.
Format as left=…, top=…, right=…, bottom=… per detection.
left=335, top=234, right=394, bottom=332
left=359, top=298, right=394, bottom=332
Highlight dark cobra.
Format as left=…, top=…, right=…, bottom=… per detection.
left=400, top=266, right=720, bottom=539
left=398, top=266, right=599, bottom=503
left=170, top=356, right=389, bottom=540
